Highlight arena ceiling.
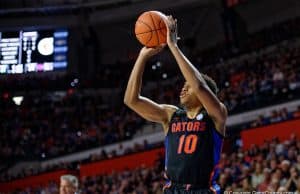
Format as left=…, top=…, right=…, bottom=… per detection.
left=0, top=0, right=218, bottom=30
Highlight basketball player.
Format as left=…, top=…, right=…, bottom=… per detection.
left=60, top=174, right=79, bottom=194
left=124, top=15, right=227, bottom=194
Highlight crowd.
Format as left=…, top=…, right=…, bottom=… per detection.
left=0, top=91, right=145, bottom=163
left=10, top=159, right=166, bottom=194
left=0, top=139, right=158, bottom=183
left=6, top=135, right=300, bottom=193
left=2, top=48, right=300, bottom=165
left=1, top=17, right=300, bottom=182
left=2, top=102, right=299, bottom=183
left=219, top=135, right=300, bottom=192
left=194, top=17, right=300, bottom=67
left=211, top=40, right=300, bottom=114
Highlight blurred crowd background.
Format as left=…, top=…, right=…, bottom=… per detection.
left=0, top=0, right=300, bottom=193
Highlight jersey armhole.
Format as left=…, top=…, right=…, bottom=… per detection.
left=164, top=108, right=181, bottom=136
left=208, top=116, right=225, bottom=139
left=169, top=109, right=178, bottom=121
left=213, top=128, right=225, bottom=139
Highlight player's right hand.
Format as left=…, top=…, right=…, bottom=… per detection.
left=139, top=44, right=165, bottom=59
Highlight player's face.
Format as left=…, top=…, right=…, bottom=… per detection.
left=60, top=179, right=76, bottom=194
left=179, top=82, right=199, bottom=106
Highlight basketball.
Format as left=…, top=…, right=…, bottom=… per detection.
left=135, top=11, right=167, bottom=48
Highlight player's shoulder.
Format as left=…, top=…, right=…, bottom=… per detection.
left=161, top=104, right=178, bottom=135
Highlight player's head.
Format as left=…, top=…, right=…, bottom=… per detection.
left=60, top=175, right=79, bottom=194
left=180, top=73, right=218, bottom=108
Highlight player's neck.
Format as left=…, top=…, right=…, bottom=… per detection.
left=185, top=106, right=203, bottom=119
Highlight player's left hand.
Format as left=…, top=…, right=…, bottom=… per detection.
left=164, top=15, right=180, bottom=47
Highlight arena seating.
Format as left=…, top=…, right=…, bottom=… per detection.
left=1, top=14, right=300, bottom=193
left=3, top=132, right=299, bottom=193
left=1, top=17, right=300, bottom=184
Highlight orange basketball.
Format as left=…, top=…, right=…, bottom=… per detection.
left=135, top=11, right=167, bottom=48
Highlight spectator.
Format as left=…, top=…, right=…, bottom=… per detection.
left=4, top=136, right=300, bottom=193
left=60, top=174, right=79, bottom=194
left=241, top=177, right=254, bottom=191
left=269, top=110, right=282, bottom=123
left=285, top=166, right=299, bottom=191
left=279, top=108, right=293, bottom=121
left=296, top=178, right=300, bottom=193
left=251, top=163, right=264, bottom=189
left=251, top=115, right=270, bottom=128
left=293, top=106, right=300, bottom=118
left=296, top=155, right=300, bottom=171
left=257, top=168, right=271, bottom=191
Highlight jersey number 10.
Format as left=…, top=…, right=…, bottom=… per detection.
left=177, top=134, right=198, bottom=154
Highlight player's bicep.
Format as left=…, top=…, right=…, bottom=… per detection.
left=126, top=96, right=169, bottom=124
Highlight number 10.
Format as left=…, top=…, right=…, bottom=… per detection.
left=177, top=134, right=198, bottom=154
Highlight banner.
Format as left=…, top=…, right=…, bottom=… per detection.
left=80, top=148, right=164, bottom=177
left=0, top=170, right=72, bottom=193
left=241, top=119, right=300, bottom=150
left=0, top=148, right=164, bottom=193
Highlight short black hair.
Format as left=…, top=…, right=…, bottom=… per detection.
left=201, top=73, right=219, bottom=95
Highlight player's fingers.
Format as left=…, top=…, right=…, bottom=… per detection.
left=157, top=44, right=166, bottom=49
left=167, top=15, right=172, bottom=22
left=153, top=44, right=165, bottom=51
left=164, top=16, right=172, bottom=28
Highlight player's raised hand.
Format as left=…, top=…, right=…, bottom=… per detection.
left=164, top=15, right=180, bottom=47
left=139, top=44, right=166, bottom=59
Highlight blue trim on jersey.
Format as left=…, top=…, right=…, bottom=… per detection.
left=211, top=183, right=221, bottom=194
left=211, top=129, right=223, bottom=184
left=164, top=136, right=169, bottom=170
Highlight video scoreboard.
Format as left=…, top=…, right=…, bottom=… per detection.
left=0, top=29, right=68, bottom=74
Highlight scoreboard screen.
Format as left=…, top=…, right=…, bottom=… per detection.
left=0, top=29, right=68, bottom=74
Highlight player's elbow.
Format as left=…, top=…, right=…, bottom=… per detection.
left=123, top=96, right=138, bottom=107
left=123, top=97, right=132, bottom=107
left=123, top=98, right=129, bottom=106
left=124, top=91, right=133, bottom=105
left=123, top=91, right=131, bottom=106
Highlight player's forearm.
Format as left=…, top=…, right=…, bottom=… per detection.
left=124, top=54, right=147, bottom=105
left=169, top=45, right=206, bottom=88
